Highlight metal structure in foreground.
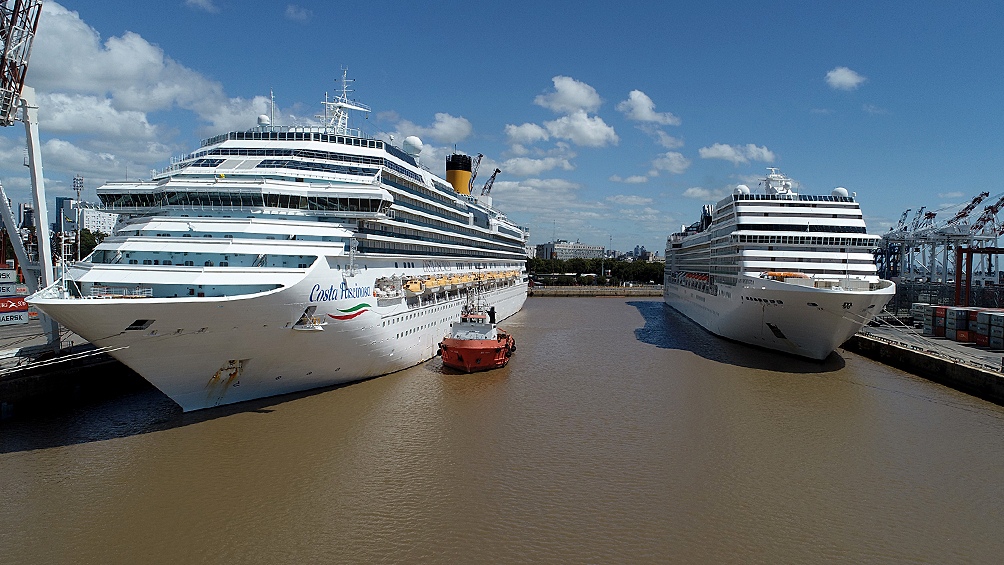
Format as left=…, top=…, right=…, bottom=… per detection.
left=0, top=0, right=59, bottom=350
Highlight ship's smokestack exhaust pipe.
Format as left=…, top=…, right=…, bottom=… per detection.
left=446, top=154, right=472, bottom=195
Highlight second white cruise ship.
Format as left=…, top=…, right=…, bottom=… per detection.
left=664, top=168, right=895, bottom=359
left=29, top=73, right=529, bottom=411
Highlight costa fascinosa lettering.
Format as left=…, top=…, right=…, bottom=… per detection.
left=310, top=281, right=371, bottom=302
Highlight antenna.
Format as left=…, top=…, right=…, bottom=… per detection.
left=317, top=67, right=370, bottom=135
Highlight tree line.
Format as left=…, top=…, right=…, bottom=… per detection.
left=526, top=257, right=664, bottom=286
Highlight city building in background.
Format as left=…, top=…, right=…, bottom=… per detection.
left=78, top=207, right=118, bottom=234
left=51, top=197, right=118, bottom=235
left=535, top=240, right=605, bottom=260
left=17, top=202, right=33, bottom=229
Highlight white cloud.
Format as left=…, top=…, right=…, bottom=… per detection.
left=185, top=0, right=219, bottom=12
left=619, top=206, right=664, bottom=225
left=607, top=194, right=653, bottom=205
left=640, top=125, right=684, bottom=149
left=502, top=156, right=574, bottom=176
left=38, top=93, right=160, bottom=139
left=285, top=5, right=312, bottom=21
left=394, top=113, right=473, bottom=144
left=683, top=187, right=729, bottom=201
left=490, top=178, right=583, bottom=214
left=938, top=191, right=964, bottom=199
left=543, top=110, right=618, bottom=147
left=534, top=76, right=602, bottom=113
left=609, top=175, right=649, bottom=184
left=199, top=95, right=272, bottom=135
left=616, top=90, right=680, bottom=125
left=40, top=138, right=123, bottom=181
left=698, top=143, right=774, bottom=165
left=826, top=66, right=867, bottom=90
left=508, top=143, right=530, bottom=156
left=30, top=3, right=250, bottom=130
left=505, top=122, right=549, bottom=144
left=862, top=103, right=888, bottom=115
left=651, top=151, right=691, bottom=174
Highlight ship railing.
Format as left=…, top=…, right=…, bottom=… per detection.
left=89, top=286, right=154, bottom=298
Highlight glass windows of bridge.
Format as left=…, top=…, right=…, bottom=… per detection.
left=101, top=190, right=390, bottom=215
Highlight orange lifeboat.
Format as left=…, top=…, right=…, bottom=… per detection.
left=763, top=271, right=809, bottom=281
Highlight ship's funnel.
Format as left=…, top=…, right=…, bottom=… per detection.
left=446, top=153, right=472, bottom=195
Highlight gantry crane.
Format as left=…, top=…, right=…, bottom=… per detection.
left=947, top=191, right=989, bottom=226
left=895, top=209, right=911, bottom=231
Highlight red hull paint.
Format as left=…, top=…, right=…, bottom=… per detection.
left=439, top=333, right=515, bottom=373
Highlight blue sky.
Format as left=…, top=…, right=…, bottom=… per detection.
left=0, top=1, right=1002, bottom=253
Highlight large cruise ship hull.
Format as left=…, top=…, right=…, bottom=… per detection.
left=664, top=278, right=895, bottom=359
left=32, top=268, right=526, bottom=411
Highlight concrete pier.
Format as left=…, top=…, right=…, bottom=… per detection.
left=843, top=328, right=1004, bottom=405
left=0, top=321, right=148, bottom=420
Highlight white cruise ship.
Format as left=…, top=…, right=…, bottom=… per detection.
left=28, top=74, right=529, bottom=411
left=664, top=168, right=895, bottom=359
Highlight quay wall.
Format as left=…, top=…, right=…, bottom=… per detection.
left=0, top=347, right=149, bottom=420
left=843, top=333, right=1004, bottom=405
left=529, top=285, right=663, bottom=297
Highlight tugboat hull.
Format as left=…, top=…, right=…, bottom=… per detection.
left=439, top=332, right=515, bottom=373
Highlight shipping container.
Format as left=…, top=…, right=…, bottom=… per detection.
left=992, top=313, right=1004, bottom=327
left=0, top=297, right=27, bottom=313
left=977, top=323, right=990, bottom=336
left=0, top=311, right=27, bottom=326
left=935, top=326, right=946, bottom=337
left=946, top=328, right=957, bottom=340
left=991, top=336, right=1004, bottom=350
left=976, top=334, right=990, bottom=347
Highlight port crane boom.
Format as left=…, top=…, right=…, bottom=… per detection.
left=481, top=168, right=501, bottom=196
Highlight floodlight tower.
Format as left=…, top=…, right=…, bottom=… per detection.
left=0, top=0, right=60, bottom=349
left=73, top=174, right=81, bottom=259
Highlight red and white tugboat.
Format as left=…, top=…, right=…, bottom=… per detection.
left=438, top=283, right=516, bottom=373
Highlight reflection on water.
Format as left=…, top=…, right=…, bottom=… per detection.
left=3, top=297, right=1004, bottom=564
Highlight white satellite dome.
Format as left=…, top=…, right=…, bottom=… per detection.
left=831, top=187, right=849, bottom=197
left=402, top=136, right=423, bottom=156
left=257, top=114, right=271, bottom=126
left=734, top=184, right=751, bottom=195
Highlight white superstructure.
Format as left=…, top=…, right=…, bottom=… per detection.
left=664, top=168, right=895, bottom=359
left=29, top=73, right=529, bottom=411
